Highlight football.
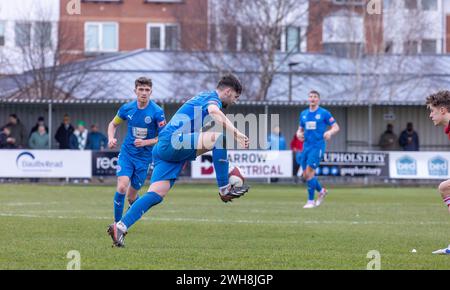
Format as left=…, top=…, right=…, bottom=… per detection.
left=229, top=166, right=245, bottom=187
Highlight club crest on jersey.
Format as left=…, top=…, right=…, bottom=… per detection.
left=315, top=114, right=321, bottom=120
left=145, top=116, right=152, bottom=124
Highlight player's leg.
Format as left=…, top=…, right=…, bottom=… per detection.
left=126, top=186, right=139, bottom=207
left=114, top=176, right=130, bottom=222
left=115, top=148, right=183, bottom=233
left=432, top=180, right=450, bottom=254
left=196, top=132, right=230, bottom=193
left=109, top=162, right=176, bottom=248
left=305, top=146, right=327, bottom=207
left=303, top=165, right=317, bottom=209
left=438, top=180, right=450, bottom=213
left=118, top=180, right=171, bottom=232
left=125, top=160, right=150, bottom=208
left=113, top=152, right=135, bottom=223
left=300, top=149, right=314, bottom=208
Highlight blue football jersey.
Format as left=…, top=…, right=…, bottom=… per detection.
left=299, top=107, right=336, bottom=148
left=160, top=91, right=222, bottom=137
left=117, top=100, right=166, bottom=160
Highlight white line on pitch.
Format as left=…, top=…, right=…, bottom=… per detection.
left=0, top=212, right=449, bottom=226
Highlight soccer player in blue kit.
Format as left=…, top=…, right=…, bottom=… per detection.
left=108, top=74, right=250, bottom=247
left=107, top=77, right=166, bottom=228
left=297, top=90, right=340, bottom=209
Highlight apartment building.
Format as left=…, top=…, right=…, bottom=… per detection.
left=308, top=0, right=447, bottom=56
left=59, top=0, right=208, bottom=58
left=0, top=0, right=60, bottom=74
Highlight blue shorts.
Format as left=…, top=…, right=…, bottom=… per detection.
left=116, top=151, right=151, bottom=190
left=150, top=133, right=199, bottom=185
left=299, top=145, right=325, bottom=170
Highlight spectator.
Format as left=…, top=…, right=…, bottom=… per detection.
left=4, top=114, right=27, bottom=148
left=70, top=121, right=89, bottom=150
left=29, top=116, right=49, bottom=137
left=55, top=114, right=74, bottom=149
left=379, top=124, right=398, bottom=151
left=268, top=126, right=287, bottom=150
left=399, top=122, right=420, bottom=151
left=86, top=124, right=108, bottom=150
left=70, top=121, right=90, bottom=184
left=0, top=126, right=17, bottom=149
left=290, top=133, right=304, bottom=183
left=28, top=125, right=49, bottom=149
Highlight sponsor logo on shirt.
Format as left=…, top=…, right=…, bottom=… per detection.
left=132, top=127, right=148, bottom=139
left=145, top=116, right=152, bottom=124
left=158, top=120, right=167, bottom=128
left=306, top=121, right=317, bottom=130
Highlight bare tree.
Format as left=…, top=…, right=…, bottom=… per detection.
left=175, top=0, right=313, bottom=101
left=0, top=3, right=116, bottom=101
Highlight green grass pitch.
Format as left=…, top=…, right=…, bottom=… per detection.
left=0, top=183, right=449, bottom=270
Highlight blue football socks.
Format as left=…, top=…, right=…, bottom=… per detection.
left=121, top=192, right=163, bottom=229
left=213, top=135, right=229, bottom=188
left=114, top=192, right=126, bottom=223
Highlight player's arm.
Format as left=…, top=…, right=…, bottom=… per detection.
left=208, top=104, right=249, bottom=149
left=296, top=127, right=305, bottom=141
left=324, top=123, right=340, bottom=141
left=107, top=116, right=123, bottom=149
left=134, top=137, right=158, bottom=148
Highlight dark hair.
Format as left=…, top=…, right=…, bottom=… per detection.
left=135, top=77, right=153, bottom=89
left=217, top=74, right=242, bottom=95
left=426, top=91, right=450, bottom=111
left=9, top=114, right=17, bottom=120
left=38, top=116, right=45, bottom=122
left=309, top=90, right=320, bottom=98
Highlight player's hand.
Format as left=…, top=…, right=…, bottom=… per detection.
left=108, top=138, right=118, bottom=149
left=297, top=130, right=304, bottom=141
left=235, top=131, right=249, bottom=149
left=134, top=139, right=147, bottom=148
left=324, top=131, right=332, bottom=141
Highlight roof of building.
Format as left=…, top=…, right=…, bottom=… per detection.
left=0, top=49, right=448, bottom=106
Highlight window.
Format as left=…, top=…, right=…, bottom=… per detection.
left=323, top=43, right=363, bottom=58
left=422, top=39, right=437, bottom=54
left=0, top=22, right=5, bottom=46
left=165, top=25, right=178, bottom=50
left=85, top=22, right=118, bottom=52
left=15, top=22, right=31, bottom=47
left=34, top=22, right=52, bottom=48
left=421, top=0, right=437, bottom=10
left=286, top=26, right=301, bottom=53
left=404, top=0, right=418, bottom=9
left=147, top=24, right=179, bottom=50
left=404, top=40, right=418, bottom=54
